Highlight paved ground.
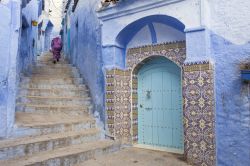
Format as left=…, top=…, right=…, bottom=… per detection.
left=79, top=147, right=190, bottom=166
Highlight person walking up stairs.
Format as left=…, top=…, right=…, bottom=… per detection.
left=0, top=53, right=120, bottom=166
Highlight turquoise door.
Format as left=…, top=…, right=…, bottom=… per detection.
left=138, top=57, right=184, bottom=153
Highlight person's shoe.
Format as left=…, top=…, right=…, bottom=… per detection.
left=53, top=60, right=56, bottom=64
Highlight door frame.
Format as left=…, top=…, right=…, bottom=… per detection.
left=131, top=55, right=184, bottom=154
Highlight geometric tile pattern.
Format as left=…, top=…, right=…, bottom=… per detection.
left=106, top=70, right=116, bottom=136
left=105, top=41, right=216, bottom=165
left=106, top=69, right=132, bottom=144
left=127, top=41, right=186, bottom=143
left=127, top=41, right=186, bottom=70
left=183, top=61, right=216, bottom=166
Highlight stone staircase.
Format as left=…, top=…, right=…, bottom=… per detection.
left=0, top=54, right=120, bottom=166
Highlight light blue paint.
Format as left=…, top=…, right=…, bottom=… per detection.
left=20, top=0, right=41, bottom=73
left=38, top=19, right=54, bottom=54
left=209, top=31, right=250, bottom=166
left=0, top=0, right=41, bottom=138
left=116, top=15, right=185, bottom=48
left=44, top=21, right=53, bottom=52
left=67, top=28, right=70, bottom=55
left=104, top=15, right=186, bottom=70
left=138, top=57, right=183, bottom=151
left=127, top=25, right=152, bottom=49
left=153, top=23, right=185, bottom=44
left=148, top=23, right=157, bottom=44
left=0, top=3, right=11, bottom=138
left=185, top=28, right=210, bottom=62
left=62, top=0, right=105, bottom=122
left=60, top=1, right=250, bottom=165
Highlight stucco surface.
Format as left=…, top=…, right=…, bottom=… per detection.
left=0, top=4, right=11, bottom=138
left=64, top=0, right=105, bottom=122
left=208, top=1, right=250, bottom=165
left=60, top=1, right=250, bottom=165
left=98, top=0, right=201, bottom=46
left=0, top=0, right=40, bottom=138
left=0, top=1, right=21, bottom=138
left=19, top=0, right=39, bottom=74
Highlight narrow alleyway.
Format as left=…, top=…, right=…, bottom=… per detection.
left=1, top=0, right=249, bottom=165
left=0, top=53, right=119, bottom=165
left=0, top=53, right=190, bottom=165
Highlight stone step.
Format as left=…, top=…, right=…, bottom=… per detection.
left=0, top=140, right=120, bottom=166
left=32, top=65, right=75, bottom=70
left=31, top=69, right=79, bottom=74
left=20, top=84, right=86, bottom=89
left=20, top=77, right=84, bottom=85
left=21, top=76, right=80, bottom=79
left=18, top=95, right=91, bottom=101
left=37, top=59, right=69, bottom=63
left=16, top=104, right=92, bottom=115
left=0, top=128, right=100, bottom=160
left=18, top=88, right=89, bottom=97
left=32, top=66, right=74, bottom=71
left=16, top=96, right=91, bottom=106
left=37, top=62, right=70, bottom=66
left=34, top=64, right=73, bottom=68
left=31, top=72, right=80, bottom=78
left=12, top=113, right=96, bottom=137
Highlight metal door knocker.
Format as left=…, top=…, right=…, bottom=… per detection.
left=146, top=90, right=151, bottom=99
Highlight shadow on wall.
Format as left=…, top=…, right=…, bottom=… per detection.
left=19, top=15, right=31, bottom=74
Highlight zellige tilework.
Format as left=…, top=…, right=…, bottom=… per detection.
left=105, top=41, right=216, bottom=166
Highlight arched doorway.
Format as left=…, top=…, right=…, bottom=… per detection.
left=136, top=56, right=184, bottom=154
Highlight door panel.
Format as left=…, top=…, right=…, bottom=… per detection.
left=138, top=57, right=183, bottom=152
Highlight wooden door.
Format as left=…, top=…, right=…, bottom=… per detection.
left=138, top=57, right=184, bottom=153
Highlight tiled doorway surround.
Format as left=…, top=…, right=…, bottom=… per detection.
left=105, top=41, right=216, bottom=166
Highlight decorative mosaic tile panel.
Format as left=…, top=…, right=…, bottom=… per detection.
left=127, top=41, right=186, bottom=70
left=105, top=69, right=132, bottom=143
left=183, top=61, right=216, bottom=166
left=105, top=70, right=115, bottom=136
left=105, top=41, right=216, bottom=166
left=127, top=41, right=186, bottom=143
left=131, top=74, right=138, bottom=142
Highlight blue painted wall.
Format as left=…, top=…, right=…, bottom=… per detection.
left=101, top=15, right=186, bottom=70
left=0, top=0, right=22, bottom=138
left=0, top=2, right=12, bottom=138
left=63, top=0, right=105, bottom=122
left=127, top=23, right=185, bottom=49
left=62, top=1, right=250, bottom=165
left=209, top=1, right=250, bottom=165
left=19, top=0, right=40, bottom=74
left=0, top=0, right=40, bottom=138
left=211, top=32, right=250, bottom=166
